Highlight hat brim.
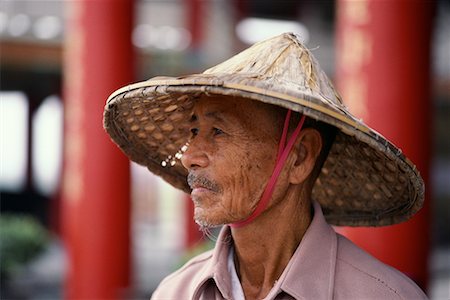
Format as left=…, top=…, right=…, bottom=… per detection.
left=104, top=74, right=424, bottom=226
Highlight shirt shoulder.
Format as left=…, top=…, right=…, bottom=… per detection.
left=334, top=234, right=428, bottom=299
left=151, top=249, right=214, bottom=300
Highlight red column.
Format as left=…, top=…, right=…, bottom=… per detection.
left=186, top=0, right=204, bottom=50
left=62, top=0, right=134, bottom=298
left=335, top=0, right=434, bottom=290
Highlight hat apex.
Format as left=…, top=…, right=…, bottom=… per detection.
left=204, top=33, right=342, bottom=108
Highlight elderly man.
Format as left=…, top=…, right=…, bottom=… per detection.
left=104, top=33, right=427, bottom=299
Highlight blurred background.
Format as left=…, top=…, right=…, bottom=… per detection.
left=0, top=0, right=449, bottom=299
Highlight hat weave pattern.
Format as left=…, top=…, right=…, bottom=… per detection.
left=104, top=33, right=424, bottom=226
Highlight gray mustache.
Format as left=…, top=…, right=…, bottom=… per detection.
left=187, top=173, right=221, bottom=193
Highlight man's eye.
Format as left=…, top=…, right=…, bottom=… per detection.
left=213, top=128, right=224, bottom=135
left=190, top=128, right=199, bottom=136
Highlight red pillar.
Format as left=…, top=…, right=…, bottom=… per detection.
left=335, top=0, right=434, bottom=291
left=62, top=0, right=134, bottom=298
left=186, top=0, right=204, bottom=49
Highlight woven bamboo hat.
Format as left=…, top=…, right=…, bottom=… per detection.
left=104, top=33, right=424, bottom=226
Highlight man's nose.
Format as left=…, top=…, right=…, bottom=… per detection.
left=180, top=140, right=209, bottom=170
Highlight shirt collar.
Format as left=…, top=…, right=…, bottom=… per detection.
left=192, top=225, right=234, bottom=299
left=279, top=201, right=337, bottom=299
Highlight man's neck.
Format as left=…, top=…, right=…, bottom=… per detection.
left=230, top=186, right=312, bottom=300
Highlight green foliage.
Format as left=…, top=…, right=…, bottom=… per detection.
left=0, top=214, right=49, bottom=278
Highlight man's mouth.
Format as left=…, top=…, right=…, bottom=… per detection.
left=187, top=173, right=221, bottom=195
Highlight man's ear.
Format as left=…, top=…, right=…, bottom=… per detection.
left=289, top=128, right=322, bottom=184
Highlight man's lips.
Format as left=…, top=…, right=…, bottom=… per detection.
left=187, top=173, right=221, bottom=195
left=191, top=186, right=212, bottom=196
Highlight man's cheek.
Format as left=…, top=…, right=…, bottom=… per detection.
left=225, top=173, right=254, bottom=218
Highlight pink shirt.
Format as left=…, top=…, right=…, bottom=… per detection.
left=151, top=202, right=427, bottom=299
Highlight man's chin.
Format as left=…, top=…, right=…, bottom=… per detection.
left=194, top=211, right=224, bottom=232
left=194, top=216, right=222, bottom=228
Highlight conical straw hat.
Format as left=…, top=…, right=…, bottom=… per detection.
left=103, top=33, right=424, bottom=226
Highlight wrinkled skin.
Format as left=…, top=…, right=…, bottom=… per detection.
left=181, top=95, right=283, bottom=228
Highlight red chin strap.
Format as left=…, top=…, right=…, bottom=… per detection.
left=230, top=110, right=306, bottom=228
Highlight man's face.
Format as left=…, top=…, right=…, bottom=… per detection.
left=181, top=96, right=281, bottom=228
